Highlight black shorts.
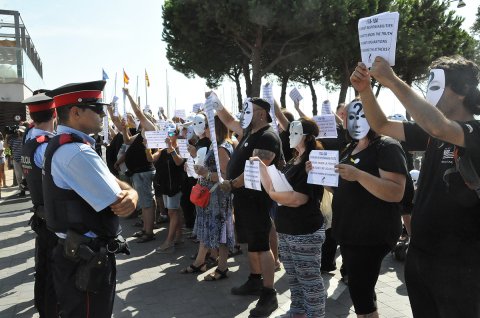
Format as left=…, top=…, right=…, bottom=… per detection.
left=233, top=193, right=272, bottom=252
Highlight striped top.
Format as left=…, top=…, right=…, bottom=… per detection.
left=9, top=136, right=23, bottom=162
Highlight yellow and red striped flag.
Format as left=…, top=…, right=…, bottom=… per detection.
left=145, top=70, right=150, bottom=87
left=123, top=69, right=129, bottom=85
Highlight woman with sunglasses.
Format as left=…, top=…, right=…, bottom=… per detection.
left=252, top=118, right=326, bottom=318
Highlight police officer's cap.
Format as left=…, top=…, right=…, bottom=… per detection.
left=22, top=92, right=55, bottom=113
left=46, top=80, right=109, bottom=108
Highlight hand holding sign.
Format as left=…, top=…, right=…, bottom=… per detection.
left=358, top=12, right=399, bottom=67
left=289, top=88, right=303, bottom=103
left=307, top=150, right=339, bottom=187
left=244, top=160, right=262, bottom=191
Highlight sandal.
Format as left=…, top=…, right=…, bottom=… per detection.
left=180, top=263, right=206, bottom=274
left=137, top=233, right=156, bottom=243
left=132, top=230, right=145, bottom=238
left=204, top=268, right=229, bottom=281
left=206, top=256, right=218, bottom=269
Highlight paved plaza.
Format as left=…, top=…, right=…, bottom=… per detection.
left=0, top=169, right=413, bottom=318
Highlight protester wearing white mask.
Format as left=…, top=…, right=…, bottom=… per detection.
left=213, top=93, right=283, bottom=317
left=254, top=118, right=327, bottom=318
left=351, top=55, right=480, bottom=317
left=320, top=99, right=407, bottom=318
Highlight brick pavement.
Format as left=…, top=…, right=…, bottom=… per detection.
left=0, top=168, right=413, bottom=318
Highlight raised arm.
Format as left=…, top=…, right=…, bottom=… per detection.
left=107, top=104, right=123, bottom=132
left=123, top=88, right=157, bottom=131
left=207, top=91, right=243, bottom=138
left=351, top=62, right=405, bottom=141
left=274, top=99, right=289, bottom=132
left=294, top=100, right=308, bottom=119
left=368, top=57, right=466, bottom=146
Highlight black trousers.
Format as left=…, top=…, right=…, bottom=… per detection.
left=181, top=177, right=197, bottom=229
left=405, top=246, right=480, bottom=318
left=320, top=228, right=338, bottom=272
left=52, top=244, right=116, bottom=318
left=33, top=218, right=58, bottom=317
left=340, top=244, right=390, bottom=315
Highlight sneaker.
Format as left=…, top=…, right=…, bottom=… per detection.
left=231, top=275, right=263, bottom=296
left=250, top=287, right=278, bottom=317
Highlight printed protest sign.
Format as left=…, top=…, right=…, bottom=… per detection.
left=321, top=100, right=332, bottom=115
left=244, top=160, right=262, bottom=191
left=313, top=115, right=338, bottom=138
left=204, top=94, right=224, bottom=182
left=307, top=150, right=339, bottom=187
left=262, top=83, right=279, bottom=133
left=144, top=130, right=167, bottom=149
left=177, top=139, right=190, bottom=158
left=289, top=88, right=303, bottom=103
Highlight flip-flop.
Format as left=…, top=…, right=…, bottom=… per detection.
left=204, top=268, right=229, bottom=281
left=137, top=233, right=156, bottom=243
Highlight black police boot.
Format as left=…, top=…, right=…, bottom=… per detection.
left=231, top=274, right=263, bottom=296
left=249, top=287, right=278, bottom=317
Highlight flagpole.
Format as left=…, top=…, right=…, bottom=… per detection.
left=123, top=68, right=127, bottom=117
left=145, top=69, right=148, bottom=107
left=135, top=75, right=139, bottom=106
left=166, top=69, right=170, bottom=118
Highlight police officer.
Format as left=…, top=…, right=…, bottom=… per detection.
left=21, top=91, right=58, bottom=317
left=43, top=80, right=138, bottom=317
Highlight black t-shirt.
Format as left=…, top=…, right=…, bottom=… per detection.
left=196, top=137, right=211, bottom=150
left=275, top=160, right=324, bottom=235
left=154, top=149, right=186, bottom=196
left=227, top=125, right=282, bottom=199
left=404, top=121, right=480, bottom=261
left=124, top=134, right=154, bottom=174
left=332, top=136, right=407, bottom=247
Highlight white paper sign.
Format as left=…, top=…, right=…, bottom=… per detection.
left=122, top=91, right=127, bottom=116
left=175, top=109, right=187, bottom=120
left=313, top=115, right=338, bottom=139
left=358, top=12, right=399, bottom=67
left=266, top=165, right=293, bottom=192
left=262, top=83, right=279, bottom=134
left=244, top=160, right=262, bottom=191
left=289, top=88, right=303, bottom=102
left=204, top=94, right=224, bottom=182
left=192, top=103, right=203, bottom=113
left=321, top=100, right=332, bottom=115
left=103, top=106, right=109, bottom=144
left=307, top=150, right=339, bottom=187
left=177, top=139, right=190, bottom=158
left=111, top=96, right=119, bottom=116
left=144, top=130, right=167, bottom=149
left=186, top=157, right=198, bottom=178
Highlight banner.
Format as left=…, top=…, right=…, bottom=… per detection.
left=204, top=94, right=224, bottom=182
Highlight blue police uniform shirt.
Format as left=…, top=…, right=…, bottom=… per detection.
left=26, top=127, right=55, bottom=168
left=51, top=125, right=121, bottom=213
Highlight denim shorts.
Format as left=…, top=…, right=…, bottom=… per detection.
left=132, top=170, right=155, bottom=209
left=163, top=192, right=181, bottom=210
left=0, top=157, right=4, bottom=165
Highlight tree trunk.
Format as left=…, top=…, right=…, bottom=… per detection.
left=308, top=79, right=318, bottom=116
left=242, top=60, right=252, bottom=98
left=338, top=78, right=349, bottom=105
left=234, top=73, right=243, bottom=111
left=251, top=47, right=262, bottom=97
left=280, top=74, right=289, bottom=108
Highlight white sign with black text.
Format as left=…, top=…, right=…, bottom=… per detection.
left=307, top=150, right=339, bottom=187
left=244, top=160, right=262, bottom=191
left=313, top=115, right=338, bottom=139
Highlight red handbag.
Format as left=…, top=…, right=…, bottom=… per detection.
left=190, top=183, right=211, bottom=208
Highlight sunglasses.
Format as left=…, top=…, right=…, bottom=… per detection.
left=75, top=104, right=105, bottom=115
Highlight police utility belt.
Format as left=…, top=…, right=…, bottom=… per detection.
left=58, top=229, right=130, bottom=256
left=58, top=230, right=130, bottom=293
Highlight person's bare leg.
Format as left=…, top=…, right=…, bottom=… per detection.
left=269, top=222, right=280, bottom=269
left=193, top=243, right=209, bottom=267
left=142, top=206, right=155, bottom=235
left=161, top=209, right=179, bottom=248
left=217, top=244, right=229, bottom=270
left=259, top=250, right=275, bottom=288
left=249, top=251, right=262, bottom=275
left=402, top=215, right=412, bottom=236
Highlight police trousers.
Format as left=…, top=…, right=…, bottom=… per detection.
left=52, top=242, right=116, bottom=318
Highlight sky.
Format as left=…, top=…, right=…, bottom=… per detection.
left=1, top=0, right=478, bottom=118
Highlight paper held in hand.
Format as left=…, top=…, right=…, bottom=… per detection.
left=321, top=100, right=332, bottom=115
left=186, top=157, right=198, bottom=178
left=307, top=150, right=339, bottom=187
left=244, top=160, right=262, bottom=191
left=289, top=88, right=303, bottom=103
left=358, top=11, right=399, bottom=67
left=313, top=115, right=338, bottom=139
left=174, top=109, right=187, bottom=120
left=144, top=130, right=167, bottom=149
left=177, top=139, right=190, bottom=158
left=192, top=103, right=203, bottom=113
left=262, top=83, right=279, bottom=134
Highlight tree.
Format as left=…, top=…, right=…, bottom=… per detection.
left=201, top=0, right=326, bottom=96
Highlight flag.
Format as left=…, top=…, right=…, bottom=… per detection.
left=102, top=69, right=109, bottom=80
left=123, top=69, right=129, bottom=85
left=145, top=70, right=150, bottom=87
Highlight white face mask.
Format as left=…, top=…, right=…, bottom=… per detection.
left=193, top=114, right=206, bottom=136
left=239, top=99, right=253, bottom=129
left=186, top=126, right=195, bottom=140
left=426, top=69, right=445, bottom=107
left=289, top=121, right=305, bottom=148
left=347, top=101, right=370, bottom=140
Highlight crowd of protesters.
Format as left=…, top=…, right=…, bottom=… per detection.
left=5, top=52, right=480, bottom=318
